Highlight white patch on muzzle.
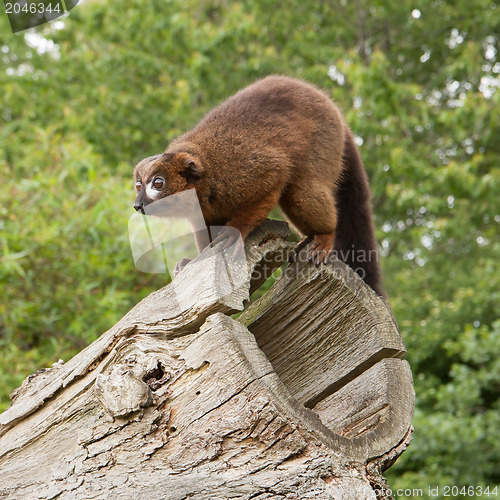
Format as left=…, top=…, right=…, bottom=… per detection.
left=146, top=181, right=161, bottom=200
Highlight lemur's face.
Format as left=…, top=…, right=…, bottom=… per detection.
left=133, top=152, right=203, bottom=213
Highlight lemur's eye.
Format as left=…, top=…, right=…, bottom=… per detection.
left=152, top=177, right=165, bottom=189
left=135, top=181, right=142, bottom=191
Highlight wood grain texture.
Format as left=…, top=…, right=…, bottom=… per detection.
left=312, top=359, right=414, bottom=458
left=0, top=220, right=413, bottom=500
left=0, top=220, right=290, bottom=436
left=239, top=247, right=414, bottom=462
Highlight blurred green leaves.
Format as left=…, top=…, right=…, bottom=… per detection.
left=1, top=0, right=499, bottom=495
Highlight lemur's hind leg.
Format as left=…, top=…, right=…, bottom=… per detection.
left=280, top=182, right=337, bottom=265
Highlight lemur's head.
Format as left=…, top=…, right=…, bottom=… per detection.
left=133, top=152, right=203, bottom=213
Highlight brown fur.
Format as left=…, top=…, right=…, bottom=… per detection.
left=133, top=75, right=383, bottom=295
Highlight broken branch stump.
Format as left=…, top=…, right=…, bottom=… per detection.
left=0, top=220, right=414, bottom=499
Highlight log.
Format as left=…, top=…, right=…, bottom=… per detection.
left=239, top=246, right=414, bottom=461
left=0, top=220, right=414, bottom=500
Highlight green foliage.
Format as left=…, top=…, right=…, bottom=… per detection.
left=1, top=0, right=499, bottom=495
left=0, top=124, right=166, bottom=403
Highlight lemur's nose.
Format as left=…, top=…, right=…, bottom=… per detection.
left=134, top=202, right=144, bottom=213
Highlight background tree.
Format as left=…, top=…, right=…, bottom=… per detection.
left=1, top=0, right=499, bottom=496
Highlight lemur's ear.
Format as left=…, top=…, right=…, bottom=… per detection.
left=182, top=155, right=204, bottom=184
left=160, top=152, right=175, bottom=164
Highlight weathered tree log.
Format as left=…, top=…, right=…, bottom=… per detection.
left=0, top=220, right=414, bottom=500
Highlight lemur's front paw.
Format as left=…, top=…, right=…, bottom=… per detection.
left=174, top=257, right=192, bottom=276
left=208, top=226, right=244, bottom=260
left=209, top=226, right=240, bottom=250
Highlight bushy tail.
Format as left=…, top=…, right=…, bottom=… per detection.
left=334, top=131, right=383, bottom=295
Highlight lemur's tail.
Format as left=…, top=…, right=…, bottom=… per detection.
left=334, top=130, right=383, bottom=296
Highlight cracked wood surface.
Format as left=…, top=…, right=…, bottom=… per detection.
left=238, top=249, right=414, bottom=461
left=0, top=220, right=414, bottom=500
